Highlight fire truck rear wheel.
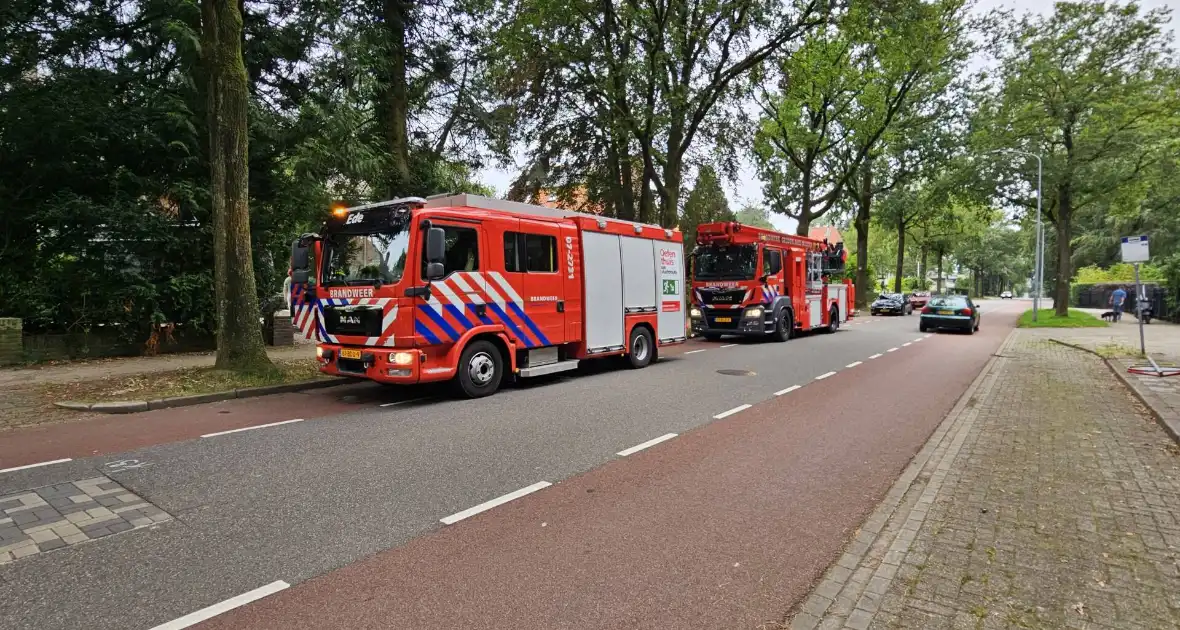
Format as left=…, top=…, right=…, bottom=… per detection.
left=627, top=326, right=655, bottom=369
left=455, top=340, right=503, bottom=398
left=826, top=306, right=840, bottom=334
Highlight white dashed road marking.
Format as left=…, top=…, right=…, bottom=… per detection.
left=201, top=419, right=304, bottom=438
left=868, top=354, right=883, bottom=360
left=149, top=581, right=291, bottom=630
left=713, top=404, right=752, bottom=419
left=617, top=433, right=678, bottom=457
left=775, top=385, right=802, bottom=396
left=0, top=459, right=73, bottom=475
left=886, top=347, right=899, bottom=353
left=902, top=342, right=912, bottom=347
left=685, top=349, right=707, bottom=355
left=845, top=361, right=863, bottom=368
left=815, top=371, right=837, bottom=380
left=719, top=344, right=738, bottom=349
left=380, top=397, right=431, bottom=408
left=440, top=481, right=552, bottom=525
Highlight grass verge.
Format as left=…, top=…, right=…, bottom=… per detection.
left=46, top=359, right=329, bottom=403
left=1017, top=308, right=1108, bottom=328
left=2, top=360, right=329, bottom=432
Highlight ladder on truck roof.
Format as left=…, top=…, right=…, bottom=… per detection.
left=423, top=193, right=674, bottom=234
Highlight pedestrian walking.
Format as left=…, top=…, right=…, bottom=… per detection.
left=1110, top=285, right=1128, bottom=322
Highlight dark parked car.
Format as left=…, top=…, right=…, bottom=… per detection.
left=870, top=293, right=913, bottom=316
left=920, top=295, right=980, bottom=334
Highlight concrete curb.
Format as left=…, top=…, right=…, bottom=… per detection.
left=54, top=378, right=346, bottom=414
left=1047, top=338, right=1180, bottom=444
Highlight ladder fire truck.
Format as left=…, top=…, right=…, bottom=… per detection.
left=287, top=194, right=687, bottom=398
left=689, top=222, right=853, bottom=341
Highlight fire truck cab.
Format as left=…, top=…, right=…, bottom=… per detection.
left=288, top=194, right=686, bottom=398
left=689, top=222, right=853, bottom=341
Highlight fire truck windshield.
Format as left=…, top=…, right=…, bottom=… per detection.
left=693, top=244, right=757, bottom=281
left=322, top=229, right=410, bottom=287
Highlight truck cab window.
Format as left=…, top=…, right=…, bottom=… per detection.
left=524, top=234, right=557, bottom=272
left=763, top=249, right=782, bottom=277
left=424, top=226, right=479, bottom=278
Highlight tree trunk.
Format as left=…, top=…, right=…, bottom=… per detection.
left=894, top=214, right=905, bottom=294
left=854, top=159, right=873, bottom=306
left=661, top=124, right=683, bottom=228
left=935, top=248, right=944, bottom=293
left=380, top=0, right=411, bottom=197
left=1054, top=182, right=1073, bottom=316
left=203, top=0, right=273, bottom=373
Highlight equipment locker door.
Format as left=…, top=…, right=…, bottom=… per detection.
left=512, top=218, right=567, bottom=346
left=581, top=231, right=625, bottom=351
left=655, top=241, right=685, bottom=341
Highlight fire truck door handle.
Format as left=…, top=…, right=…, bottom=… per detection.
left=557, top=301, right=565, bottom=313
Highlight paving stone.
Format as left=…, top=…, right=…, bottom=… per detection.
left=84, top=527, right=113, bottom=538
left=11, top=511, right=37, bottom=525
left=11, top=544, right=37, bottom=559
left=28, top=529, right=59, bottom=544
left=61, top=533, right=89, bottom=544
left=108, top=521, right=133, bottom=534
left=36, top=538, right=66, bottom=552
left=85, top=506, right=114, bottom=519
left=803, top=332, right=1180, bottom=630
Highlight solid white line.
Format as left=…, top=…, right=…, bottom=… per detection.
left=0, top=458, right=72, bottom=475
left=775, top=385, right=802, bottom=396
left=440, top=481, right=552, bottom=525
left=380, top=397, right=431, bottom=407
left=685, top=349, right=707, bottom=355
left=719, top=344, right=738, bottom=348
left=913, top=338, right=923, bottom=342
left=617, top=433, right=678, bottom=457
left=902, top=342, right=912, bottom=347
left=148, top=581, right=291, bottom=630
left=886, top=347, right=899, bottom=353
left=815, top=371, right=837, bottom=380
left=846, top=361, right=863, bottom=368
left=868, top=353, right=883, bottom=360
left=200, top=419, right=304, bottom=438
left=713, top=404, right=752, bottom=419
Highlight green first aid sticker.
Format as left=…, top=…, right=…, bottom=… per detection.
left=663, top=279, right=678, bottom=295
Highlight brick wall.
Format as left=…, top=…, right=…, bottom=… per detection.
left=0, top=318, right=21, bottom=366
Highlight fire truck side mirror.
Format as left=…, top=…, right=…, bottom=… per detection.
left=424, top=227, right=446, bottom=281
left=290, top=238, right=311, bottom=272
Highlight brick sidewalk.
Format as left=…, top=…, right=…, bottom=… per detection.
left=791, top=331, right=1180, bottom=630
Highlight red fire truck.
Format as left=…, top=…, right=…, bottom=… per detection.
left=287, top=194, right=687, bottom=398
left=689, top=222, right=853, bottom=341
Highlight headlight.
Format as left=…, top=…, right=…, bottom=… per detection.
left=316, top=346, right=324, bottom=359
left=690, top=307, right=702, bottom=319
left=745, top=307, right=764, bottom=318
left=392, top=352, right=415, bottom=365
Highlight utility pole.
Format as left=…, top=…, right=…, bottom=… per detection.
left=989, top=149, right=1043, bottom=321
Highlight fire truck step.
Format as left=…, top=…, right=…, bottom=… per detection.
left=519, top=360, right=581, bottom=378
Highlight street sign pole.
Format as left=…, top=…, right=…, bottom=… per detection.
left=1133, top=262, right=1146, bottom=357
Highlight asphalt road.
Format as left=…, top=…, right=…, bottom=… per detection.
left=0, top=301, right=1024, bottom=629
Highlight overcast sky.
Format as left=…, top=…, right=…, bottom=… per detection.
left=475, top=0, right=1177, bottom=233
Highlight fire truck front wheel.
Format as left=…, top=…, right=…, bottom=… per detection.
left=772, top=311, right=792, bottom=342
left=455, top=340, right=503, bottom=398
left=626, top=326, right=655, bottom=369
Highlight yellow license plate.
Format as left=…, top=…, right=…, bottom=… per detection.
left=938, top=310, right=953, bottom=315
left=339, top=348, right=362, bottom=360
left=714, top=316, right=732, bottom=323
